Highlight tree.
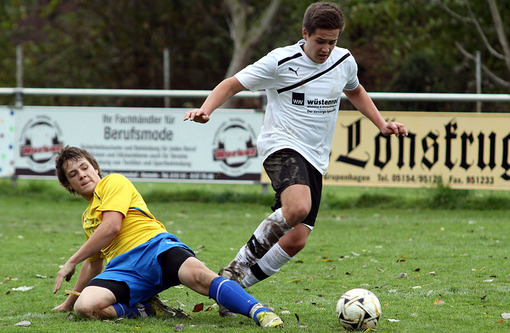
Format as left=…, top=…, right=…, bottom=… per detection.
left=430, top=0, right=510, bottom=89
left=223, top=0, right=282, bottom=78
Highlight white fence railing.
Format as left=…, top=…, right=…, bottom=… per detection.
left=1, top=88, right=510, bottom=106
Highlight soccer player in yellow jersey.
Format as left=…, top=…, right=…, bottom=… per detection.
left=52, top=146, right=283, bottom=328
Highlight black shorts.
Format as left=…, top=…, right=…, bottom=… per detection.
left=263, top=148, right=322, bottom=227
left=87, top=247, right=195, bottom=304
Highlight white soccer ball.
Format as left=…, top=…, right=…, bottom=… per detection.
left=335, top=288, right=381, bottom=331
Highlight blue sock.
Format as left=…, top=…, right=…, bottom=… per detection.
left=112, top=303, right=150, bottom=318
left=208, top=276, right=260, bottom=317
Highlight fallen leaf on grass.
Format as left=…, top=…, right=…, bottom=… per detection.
left=397, top=272, right=407, bottom=278
left=483, top=279, right=494, bottom=283
left=192, top=303, right=204, bottom=312
left=387, top=318, right=400, bottom=322
left=280, top=310, right=291, bottom=314
left=426, top=290, right=434, bottom=297
left=12, top=286, right=34, bottom=291
left=14, top=321, right=31, bottom=327
left=501, top=313, right=510, bottom=319
left=174, top=323, right=184, bottom=331
left=433, top=299, right=445, bottom=305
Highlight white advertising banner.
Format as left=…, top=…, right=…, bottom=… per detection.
left=14, top=107, right=263, bottom=182
left=0, top=106, right=15, bottom=177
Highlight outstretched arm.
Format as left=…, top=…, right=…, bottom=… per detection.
left=183, top=77, right=246, bottom=123
left=344, top=84, right=408, bottom=137
left=53, top=258, right=104, bottom=311
left=53, top=211, right=123, bottom=294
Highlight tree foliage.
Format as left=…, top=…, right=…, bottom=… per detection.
left=0, top=0, right=508, bottom=111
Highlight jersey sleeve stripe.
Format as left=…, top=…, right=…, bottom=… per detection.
left=277, top=53, right=351, bottom=94
left=277, top=52, right=302, bottom=66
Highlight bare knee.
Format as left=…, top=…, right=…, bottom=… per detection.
left=283, top=203, right=311, bottom=226
left=73, top=299, right=97, bottom=318
left=73, top=286, right=117, bottom=319
left=178, top=257, right=217, bottom=296
left=283, top=237, right=307, bottom=255
left=279, top=224, right=311, bottom=256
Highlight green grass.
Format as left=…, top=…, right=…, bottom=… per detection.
left=1, top=179, right=510, bottom=332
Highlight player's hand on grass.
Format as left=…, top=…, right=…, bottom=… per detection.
left=381, top=121, right=408, bottom=137
left=53, top=299, right=75, bottom=312
left=183, top=109, right=210, bottom=123
left=53, top=262, right=76, bottom=294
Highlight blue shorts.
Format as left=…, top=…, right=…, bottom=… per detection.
left=91, top=232, right=192, bottom=306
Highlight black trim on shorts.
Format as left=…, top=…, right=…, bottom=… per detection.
left=159, top=247, right=196, bottom=288
left=87, top=279, right=131, bottom=305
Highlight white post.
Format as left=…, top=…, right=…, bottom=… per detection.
left=164, top=47, right=170, bottom=108
left=475, top=51, right=481, bottom=113
left=16, top=45, right=23, bottom=108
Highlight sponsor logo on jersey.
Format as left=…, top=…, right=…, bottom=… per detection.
left=292, top=92, right=305, bottom=106
left=288, top=67, right=300, bottom=76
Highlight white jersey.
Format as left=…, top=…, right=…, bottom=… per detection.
left=235, top=40, right=359, bottom=174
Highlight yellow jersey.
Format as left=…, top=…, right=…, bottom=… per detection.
left=82, top=174, right=167, bottom=262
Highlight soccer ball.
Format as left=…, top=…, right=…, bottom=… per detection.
left=335, top=288, right=381, bottom=331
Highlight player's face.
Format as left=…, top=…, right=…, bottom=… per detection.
left=302, top=28, right=339, bottom=64
left=64, top=157, right=101, bottom=200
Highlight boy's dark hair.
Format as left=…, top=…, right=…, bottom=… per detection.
left=303, top=2, right=345, bottom=36
left=55, top=146, right=102, bottom=194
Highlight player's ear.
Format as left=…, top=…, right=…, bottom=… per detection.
left=302, top=27, right=308, bottom=40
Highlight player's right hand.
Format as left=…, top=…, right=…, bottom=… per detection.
left=53, top=300, right=75, bottom=312
left=53, top=262, right=76, bottom=294
left=183, top=109, right=210, bottom=123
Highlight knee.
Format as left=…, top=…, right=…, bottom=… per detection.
left=73, top=300, right=95, bottom=318
left=73, top=297, right=105, bottom=319
left=179, top=259, right=217, bottom=296
left=284, top=238, right=307, bottom=255
left=284, top=203, right=311, bottom=226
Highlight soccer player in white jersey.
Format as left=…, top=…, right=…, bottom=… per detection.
left=184, top=2, right=408, bottom=316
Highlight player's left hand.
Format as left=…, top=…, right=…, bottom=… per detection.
left=53, top=262, right=76, bottom=294
left=381, top=121, right=408, bottom=137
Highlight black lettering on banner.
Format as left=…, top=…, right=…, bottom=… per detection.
left=477, top=132, right=497, bottom=170
left=398, top=133, right=416, bottom=169
left=336, top=119, right=368, bottom=168
left=374, top=133, right=391, bottom=170
left=422, top=132, right=439, bottom=170
left=460, top=132, right=474, bottom=170
left=444, top=120, right=457, bottom=170
left=502, top=133, right=510, bottom=181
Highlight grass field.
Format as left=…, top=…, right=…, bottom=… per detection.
left=1, top=179, right=510, bottom=332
